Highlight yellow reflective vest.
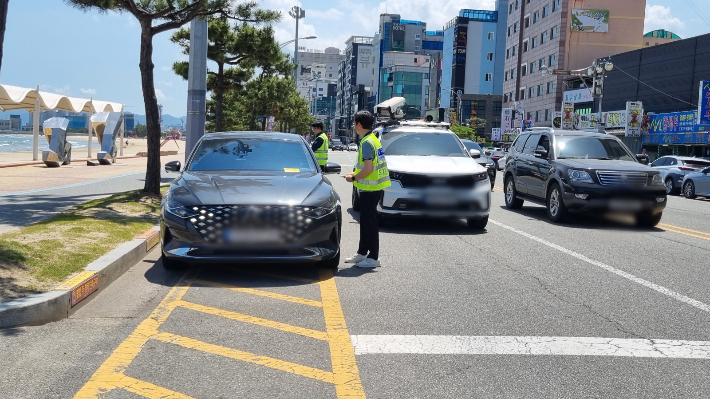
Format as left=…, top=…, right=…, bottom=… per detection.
left=314, top=133, right=328, bottom=166
left=354, top=133, right=391, bottom=191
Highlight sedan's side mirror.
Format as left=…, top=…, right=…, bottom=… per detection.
left=534, top=149, right=548, bottom=158
left=470, top=149, right=481, bottom=159
left=703, top=168, right=710, bottom=174
left=324, top=162, right=341, bottom=174
left=484, top=150, right=492, bottom=156
left=636, top=154, right=648, bottom=163
left=165, top=160, right=181, bottom=172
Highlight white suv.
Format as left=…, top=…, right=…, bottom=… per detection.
left=352, top=121, right=491, bottom=229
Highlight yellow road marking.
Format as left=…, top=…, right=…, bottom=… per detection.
left=113, top=374, right=196, bottom=399
left=73, top=270, right=199, bottom=398
left=659, top=223, right=710, bottom=237
left=319, top=269, right=366, bottom=398
left=153, top=331, right=335, bottom=383
left=659, top=226, right=710, bottom=242
left=175, top=300, right=329, bottom=341
left=187, top=278, right=323, bottom=307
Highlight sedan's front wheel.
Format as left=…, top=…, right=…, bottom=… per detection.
left=683, top=181, right=697, bottom=199
left=665, top=178, right=679, bottom=195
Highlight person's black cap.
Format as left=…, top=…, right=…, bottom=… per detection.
left=311, top=121, right=324, bottom=129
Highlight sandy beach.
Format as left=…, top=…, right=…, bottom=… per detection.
left=0, top=136, right=183, bottom=165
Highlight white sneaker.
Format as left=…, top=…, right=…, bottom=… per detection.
left=345, top=253, right=367, bottom=264
left=356, top=258, right=381, bottom=268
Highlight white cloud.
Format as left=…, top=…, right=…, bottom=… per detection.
left=157, top=80, right=173, bottom=87
left=80, top=88, right=97, bottom=95
left=161, top=66, right=171, bottom=71
left=42, top=85, right=71, bottom=95
left=645, top=4, right=685, bottom=33
left=155, top=88, right=168, bottom=101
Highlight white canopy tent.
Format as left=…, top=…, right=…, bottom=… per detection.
left=0, top=84, right=124, bottom=160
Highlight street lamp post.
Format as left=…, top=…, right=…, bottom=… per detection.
left=288, top=6, right=306, bottom=89
left=442, top=87, right=463, bottom=125
left=279, top=36, right=316, bottom=49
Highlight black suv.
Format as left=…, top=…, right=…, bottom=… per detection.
left=502, top=129, right=667, bottom=227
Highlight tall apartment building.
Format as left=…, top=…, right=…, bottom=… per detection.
left=502, top=0, right=646, bottom=127
left=295, top=48, right=345, bottom=100
left=336, top=36, right=375, bottom=138
left=440, top=4, right=508, bottom=110
left=372, top=14, right=444, bottom=111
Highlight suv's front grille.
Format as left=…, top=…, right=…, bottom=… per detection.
left=398, top=173, right=477, bottom=188
left=596, top=171, right=648, bottom=186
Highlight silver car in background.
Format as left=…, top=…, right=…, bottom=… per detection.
left=682, top=165, right=710, bottom=199
left=650, top=156, right=710, bottom=195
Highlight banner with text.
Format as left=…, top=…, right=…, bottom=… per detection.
left=625, top=101, right=643, bottom=137
left=561, top=102, right=575, bottom=130
left=492, top=128, right=502, bottom=142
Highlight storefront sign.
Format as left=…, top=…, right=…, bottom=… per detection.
left=501, top=108, right=513, bottom=137
left=648, top=111, right=696, bottom=134
left=571, top=9, right=609, bottom=33
left=563, top=88, right=594, bottom=104
left=698, top=81, right=710, bottom=125
left=625, top=101, right=643, bottom=137
left=523, top=120, right=533, bottom=131
left=577, top=113, right=599, bottom=130
left=602, top=110, right=627, bottom=128
left=491, top=128, right=502, bottom=142
left=553, top=112, right=561, bottom=128
left=561, top=102, right=575, bottom=129
left=642, top=132, right=710, bottom=145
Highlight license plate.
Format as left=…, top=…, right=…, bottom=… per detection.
left=224, top=228, right=281, bottom=244
left=424, top=194, right=458, bottom=206
left=609, top=199, right=642, bottom=212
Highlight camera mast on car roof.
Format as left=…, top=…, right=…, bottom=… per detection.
left=374, top=97, right=451, bottom=130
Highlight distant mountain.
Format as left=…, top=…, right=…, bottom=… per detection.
left=132, top=114, right=186, bottom=128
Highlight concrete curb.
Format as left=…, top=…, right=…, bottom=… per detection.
left=0, top=225, right=160, bottom=328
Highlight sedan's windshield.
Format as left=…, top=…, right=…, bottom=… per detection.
left=188, top=138, right=316, bottom=172
left=555, top=136, right=636, bottom=162
left=381, top=132, right=468, bottom=157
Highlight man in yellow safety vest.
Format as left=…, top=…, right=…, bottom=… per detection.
left=344, top=111, right=390, bottom=268
left=311, top=121, right=328, bottom=172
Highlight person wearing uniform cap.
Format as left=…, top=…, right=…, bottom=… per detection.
left=311, top=121, right=328, bottom=172
left=344, top=111, right=391, bottom=268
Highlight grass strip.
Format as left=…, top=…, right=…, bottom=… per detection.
left=0, top=187, right=168, bottom=301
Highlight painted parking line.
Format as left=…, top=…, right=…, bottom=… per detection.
left=489, top=219, right=710, bottom=314
left=351, top=335, right=710, bottom=358
left=73, top=268, right=364, bottom=399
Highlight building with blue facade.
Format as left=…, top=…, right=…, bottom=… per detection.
left=440, top=3, right=508, bottom=110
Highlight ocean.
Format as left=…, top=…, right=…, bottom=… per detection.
left=0, top=134, right=89, bottom=152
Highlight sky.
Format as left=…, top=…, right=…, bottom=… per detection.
left=1, top=0, right=708, bottom=117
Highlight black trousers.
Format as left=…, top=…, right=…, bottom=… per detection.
left=357, top=190, right=382, bottom=260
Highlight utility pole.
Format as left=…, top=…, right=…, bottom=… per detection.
left=514, top=0, right=527, bottom=103
left=185, top=17, right=208, bottom=157
left=289, top=6, right=305, bottom=89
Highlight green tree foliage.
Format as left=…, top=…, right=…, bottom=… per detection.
left=451, top=117, right=487, bottom=141
left=171, top=11, right=281, bottom=132
left=63, top=0, right=277, bottom=196
left=133, top=123, right=148, bottom=138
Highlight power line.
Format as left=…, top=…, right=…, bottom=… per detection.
left=681, top=0, right=710, bottom=30
left=612, top=64, right=697, bottom=108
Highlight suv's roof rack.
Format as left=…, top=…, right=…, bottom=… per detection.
left=375, top=119, right=452, bottom=130
left=526, top=127, right=556, bottom=132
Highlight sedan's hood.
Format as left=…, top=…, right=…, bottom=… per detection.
left=173, top=171, right=325, bottom=205
left=558, top=158, right=656, bottom=172
left=387, top=155, right=487, bottom=175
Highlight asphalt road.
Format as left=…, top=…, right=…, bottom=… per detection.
left=2, top=150, right=710, bottom=398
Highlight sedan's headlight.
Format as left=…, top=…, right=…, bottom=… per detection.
left=485, top=163, right=494, bottom=168
left=303, top=195, right=336, bottom=219
left=165, top=197, right=199, bottom=218
left=651, top=174, right=664, bottom=186
left=568, top=169, right=594, bottom=184
left=473, top=172, right=489, bottom=184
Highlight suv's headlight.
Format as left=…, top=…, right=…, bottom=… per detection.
left=568, top=169, right=594, bottom=183
left=473, top=172, right=489, bottom=184
left=651, top=174, right=664, bottom=186
left=165, top=196, right=199, bottom=218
